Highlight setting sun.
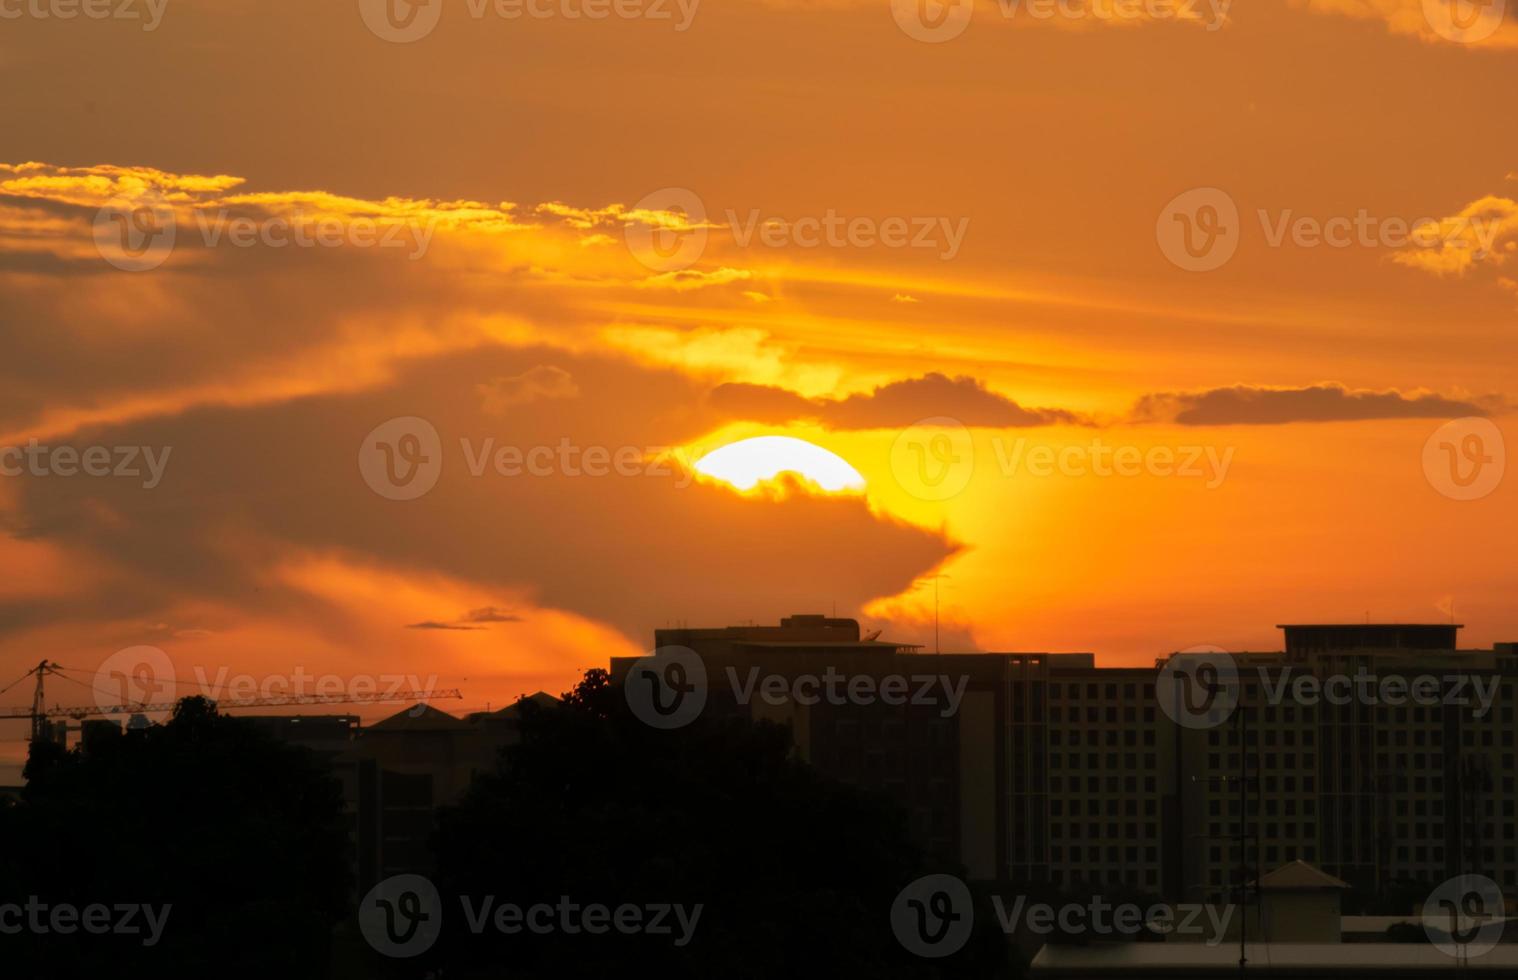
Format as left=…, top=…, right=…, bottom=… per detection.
left=693, top=436, right=866, bottom=493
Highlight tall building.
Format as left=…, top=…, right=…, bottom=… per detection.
left=614, top=615, right=1518, bottom=907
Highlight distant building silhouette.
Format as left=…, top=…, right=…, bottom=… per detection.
left=614, top=616, right=1518, bottom=904
left=250, top=694, right=559, bottom=892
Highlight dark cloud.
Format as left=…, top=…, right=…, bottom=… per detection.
left=2, top=346, right=954, bottom=647
left=1134, top=384, right=1492, bottom=426
left=710, top=373, right=1081, bottom=430
left=462, top=606, right=523, bottom=623
left=408, top=606, right=524, bottom=629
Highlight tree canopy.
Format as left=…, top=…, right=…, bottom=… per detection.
left=427, top=668, right=1011, bottom=979
left=0, top=697, right=352, bottom=979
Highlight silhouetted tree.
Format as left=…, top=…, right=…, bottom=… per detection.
left=0, top=697, right=352, bottom=979
left=428, top=669, right=1012, bottom=979
left=428, top=670, right=1014, bottom=976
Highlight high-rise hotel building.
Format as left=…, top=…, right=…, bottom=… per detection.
left=614, top=616, right=1518, bottom=904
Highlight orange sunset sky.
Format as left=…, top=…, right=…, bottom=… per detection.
left=1, top=0, right=1515, bottom=777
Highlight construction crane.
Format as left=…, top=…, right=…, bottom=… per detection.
left=0, top=660, right=463, bottom=742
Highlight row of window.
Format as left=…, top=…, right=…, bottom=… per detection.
left=1206, top=799, right=1317, bottom=821
left=1051, top=728, right=1158, bottom=747
left=1206, top=753, right=1317, bottom=771
left=1049, top=776, right=1159, bottom=795
left=1049, top=844, right=1159, bottom=863
left=1053, top=753, right=1161, bottom=771
left=1051, top=799, right=1157, bottom=817
left=1048, top=707, right=1159, bottom=724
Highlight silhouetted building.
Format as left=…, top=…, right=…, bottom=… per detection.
left=614, top=616, right=1518, bottom=904
left=252, top=696, right=558, bottom=893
